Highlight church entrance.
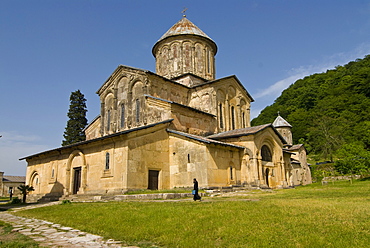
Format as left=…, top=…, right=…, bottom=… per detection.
left=148, top=170, right=159, bottom=190
left=73, top=167, right=81, bottom=194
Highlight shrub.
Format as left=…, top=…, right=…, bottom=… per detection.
left=10, top=197, right=22, bottom=204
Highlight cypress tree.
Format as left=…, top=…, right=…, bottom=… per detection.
left=62, top=90, right=88, bottom=146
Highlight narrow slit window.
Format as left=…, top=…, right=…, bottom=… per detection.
left=105, top=152, right=110, bottom=170
left=231, top=106, right=235, bottom=130
left=207, top=50, right=211, bottom=73
left=242, top=112, right=246, bottom=128
left=120, top=104, right=125, bottom=128
left=107, top=110, right=111, bottom=132
left=136, top=99, right=140, bottom=123
left=219, top=104, right=223, bottom=129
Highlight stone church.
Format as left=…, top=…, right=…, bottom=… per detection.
left=20, top=16, right=311, bottom=201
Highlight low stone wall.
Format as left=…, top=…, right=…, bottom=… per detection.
left=321, top=175, right=361, bottom=185
left=114, top=192, right=195, bottom=201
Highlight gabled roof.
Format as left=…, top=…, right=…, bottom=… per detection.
left=3, top=175, right=25, bottom=183
left=167, top=129, right=245, bottom=149
left=287, top=144, right=304, bottom=150
left=194, top=75, right=254, bottom=102
left=207, top=124, right=287, bottom=144
left=286, top=144, right=306, bottom=153
left=20, top=119, right=174, bottom=161
left=97, top=65, right=194, bottom=95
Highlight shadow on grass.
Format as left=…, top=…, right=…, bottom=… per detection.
left=359, top=176, right=370, bottom=181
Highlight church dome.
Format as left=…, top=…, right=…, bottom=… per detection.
left=273, top=114, right=293, bottom=146
left=153, top=17, right=217, bottom=54
left=152, top=17, right=217, bottom=81
left=273, top=115, right=292, bottom=128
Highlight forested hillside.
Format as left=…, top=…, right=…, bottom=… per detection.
left=252, top=55, right=370, bottom=163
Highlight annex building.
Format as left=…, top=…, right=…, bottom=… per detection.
left=21, top=16, right=311, bottom=201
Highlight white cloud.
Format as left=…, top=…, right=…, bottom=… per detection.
left=0, top=131, right=51, bottom=176
left=251, top=43, right=370, bottom=119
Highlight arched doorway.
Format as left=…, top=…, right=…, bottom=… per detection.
left=66, top=150, right=87, bottom=195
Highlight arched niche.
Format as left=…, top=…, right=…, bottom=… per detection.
left=183, top=41, right=192, bottom=72
left=117, top=76, right=128, bottom=101
left=227, top=85, right=236, bottom=100
left=194, top=42, right=205, bottom=73
left=29, top=171, right=40, bottom=193
left=104, top=93, right=115, bottom=133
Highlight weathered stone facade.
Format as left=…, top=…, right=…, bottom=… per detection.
left=20, top=16, right=311, bottom=201
left=0, top=172, right=25, bottom=197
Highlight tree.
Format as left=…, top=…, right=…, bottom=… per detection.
left=251, top=55, right=370, bottom=161
left=62, top=90, right=88, bottom=146
left=334, top=143, right=370, bottom=175
left=17, top=185, right=34, bottom=203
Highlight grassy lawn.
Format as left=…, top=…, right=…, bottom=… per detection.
left=0, top=220, right=40, bottom=248
left=13, top=180, right=370, bottom=248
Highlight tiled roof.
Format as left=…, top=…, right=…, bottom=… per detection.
left=3, top=175, right=25, bottom=183
left=207, top=124, right=287, bottom=144
left=287, top=144, right=304, bottom=151
left=207, top=124, right=272, bottom=139
left=153, top=17, right=217, bottom=55
left=158, top=17, right=214, bottom=43
left=167, top=129, right=245, bottom=149
left=20, top=119, right=174, bottom=161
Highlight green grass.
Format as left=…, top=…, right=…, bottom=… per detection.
left=0, top=220, right=40, bottom=248
left=0, top=197, right=10, bottom=203
left=13, top=180, right=370, bottom=248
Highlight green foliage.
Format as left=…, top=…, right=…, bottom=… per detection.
left=252, top=55, right=370, bottom=161
left=15, top=180, right=370, bottom=247
left=61, top=200, right=72, bottom=205
left=62, top=89, right=88, bottom=146
left=10, top=197, right=22, bottom=204
left=17, top=185, right=34, bottom=203
left=334, top=143, right=370, bottom=175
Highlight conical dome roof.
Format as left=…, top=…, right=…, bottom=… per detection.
left=273, top=115, right=292, bottom=128
left=153, top=17, right=217, bottom=55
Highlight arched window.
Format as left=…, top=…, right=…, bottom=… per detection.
left=261, top=145, right=272, bottom=162
left=105, top=152, right=110, bottom=170
left=51, top=169, right=54, bottom=178
left=219, top=104, right=224, bottom=129
left=230, top=166, right=233, bottom=180
left=231, top=106, right=235, bottom=130
left=120, top=104, right=125, bottom=129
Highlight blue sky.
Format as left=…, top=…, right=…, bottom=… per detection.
left=1, top=1, right=370, bottom=176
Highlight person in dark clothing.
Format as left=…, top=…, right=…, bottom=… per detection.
left=193, top=178, right=201, bottom=201
left=9, top=190, right=13, bottom=201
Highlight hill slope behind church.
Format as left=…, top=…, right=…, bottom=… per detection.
left=252, top=55, right=370, bottom=158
